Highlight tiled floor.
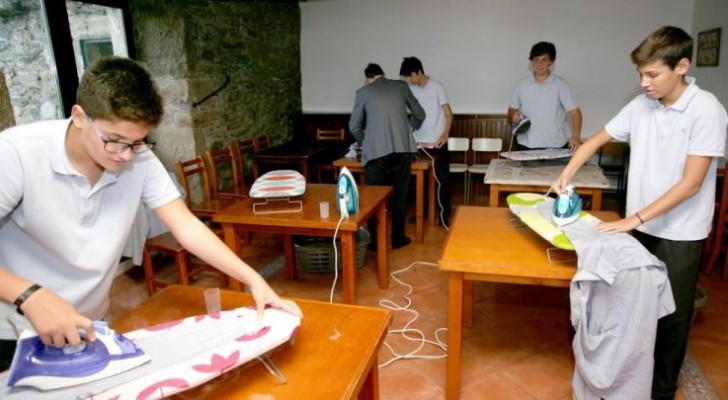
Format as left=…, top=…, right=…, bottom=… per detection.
left=109, top=192, right=728, bottom=399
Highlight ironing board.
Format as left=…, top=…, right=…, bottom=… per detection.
left=506, top=192, right=600, bottom=252
left=0, top=307, right=301, bottom=400
left=500, top=148, right=572, bottom=161
left=249, top=170, right=306, bottom=214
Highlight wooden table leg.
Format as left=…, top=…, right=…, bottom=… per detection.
left=463, top=280, right=474, bottom=328
left=415, top=169, right=424, bottom=243
left=341, top=231, right=357, bottom=304
left=591, top=189, right=602, bottom=211
left=283, top=234, right=297, bottom=280
left=223, top=223, right=243, bottom=291
left=447, top=272, right=464, bottom=400
left=358, top=363, right=379, bottom=400
left=489, top=184, right=500, bottom=207
left=376, top=206, right=389, bottom=290
left=428, top=162, right=436, bottom=226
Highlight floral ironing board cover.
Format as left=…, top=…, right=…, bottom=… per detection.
left=506, top=192, right=599, bottom=251
left=1, top=307, right=301, bottom=400
left=249, top=170, right=306, bottom=198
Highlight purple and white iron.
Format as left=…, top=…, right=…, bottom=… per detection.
left=6, top=320, right=150, bottom=391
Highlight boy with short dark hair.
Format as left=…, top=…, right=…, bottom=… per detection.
left=399, top=56, right=454, bottom=224
left=508, top=41, right=582, bottom=150
left=553, top=26, right=727, bottom=399
left=0, top=57, right=301, bottom=371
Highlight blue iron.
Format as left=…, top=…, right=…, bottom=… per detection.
left=552, top=185, right=582, bottom=226
left=6, top=320, right=149, bottom=391
left=336, top=167, right=359, bottom=217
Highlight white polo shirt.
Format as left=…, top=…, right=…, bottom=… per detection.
left=606, top=77, right=727, bottom=241
left=0, top=119, right=180, bottom=339
left=409, top=77, right=449, bottom=145
left=509, top=73, right=579, bottom=148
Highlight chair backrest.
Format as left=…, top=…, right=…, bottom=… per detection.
left=205, top=146, right=240, bottom=199
left=316, top=128, right=345, bottom=141
left=472, top=138, right=502, bottom=165
left=253, top=134, right=272, bottom=152
left=447, top=137, right=469, bottom=151
left=232, top=138, right=256, bottom=186
left=447, top=137, right=470, bottom=165
left=176, top=155, right=212, bottom=207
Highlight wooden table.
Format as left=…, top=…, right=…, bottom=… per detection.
left=438, top=206, right=619, bottom=399
left=112, top=285, right=392, bottom=400
left=253, top=141, right=336, bottom=181
left=484, top=159, right=610, bottom=210
left=212, top=184, right=392, bottom=304
left=333, top=156, right=436, bottom=244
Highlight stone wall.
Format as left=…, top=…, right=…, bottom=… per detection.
left=0, top=69, right=15, bottom=130
left=0, top=0, right=301, bottom=172
left=0, top=0, right=61, bottom=123
left=131, top=0, right=302, bottom=167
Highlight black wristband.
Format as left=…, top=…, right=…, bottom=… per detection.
left=13, top=284, right=42, bottom=316
left=635, top=212, right=645, bottom=225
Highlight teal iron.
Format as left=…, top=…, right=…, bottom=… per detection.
left=336, top=167, right=358, bottom=217
left=552, top=184, right=582, bottom=226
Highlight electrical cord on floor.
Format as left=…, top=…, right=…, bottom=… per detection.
left=378, top=261, right=448, bottom=368
left=329, top=211, right=347, bottom=303
left=417, top=145, right=450, bottom=231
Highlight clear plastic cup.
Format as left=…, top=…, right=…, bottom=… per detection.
left=204, top=287, right=221, bottom=314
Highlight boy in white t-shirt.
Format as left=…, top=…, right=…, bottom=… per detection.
left=553, top=26, right=727, bottom=399
left=0, top=57, right=301, bottom=371
left=400, top=57, right=454, bottom=224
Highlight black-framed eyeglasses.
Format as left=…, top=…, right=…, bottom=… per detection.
left=86, top=117, right=155, bottom=154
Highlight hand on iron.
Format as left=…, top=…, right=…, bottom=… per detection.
left=21, top=288, right=95, bottom=347
left=247, top=274, right=303, bottom=320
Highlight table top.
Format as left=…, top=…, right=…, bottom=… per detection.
left=212, top=183, right=392, bottom=232
left=253, top=141, right=336, bottom=160
left=484, top=159, right=610, bottom=188
left=334, top=155, right=432, bottom=170
left=439, top=206, right=619, bottom=282
left=112, top=285, right=391, bottom=399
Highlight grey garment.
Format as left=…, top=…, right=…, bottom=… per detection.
left=534, top=202, right=675, bottom=399
left=348, top=77, right=425, bottom=165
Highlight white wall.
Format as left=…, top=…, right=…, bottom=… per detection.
left=300, top=0, right=695, bottom=136
left=692, top=0, right=728, bottom=108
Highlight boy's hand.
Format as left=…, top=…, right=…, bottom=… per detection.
left=248, top=274, right=303, bottom=320
left=21, top=288, right=95, bottom=347
left=594, top=215, right=642, bottom=233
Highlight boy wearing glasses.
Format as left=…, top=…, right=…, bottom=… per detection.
left=0, top=57, right=301, bottom=371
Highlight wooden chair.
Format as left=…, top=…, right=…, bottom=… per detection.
left=311, top=128, right=346, bottom=182
left=702, top=167, right=728, bottom=279
left=232, top=138, right=256, bottom=190
left=316, top=128, right=345, bottom=141
left=206, top=145, right=248, bottom=199
left=175, top=155, right=237, bottom=219
left=253, top=134, right=272, bottom=152
left=598, top=141, right=630, bottom=214
left=142, top=231, right=228, bottom=296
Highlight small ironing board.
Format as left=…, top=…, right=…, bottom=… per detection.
left=506, top=192, right=600, bottom=252
left=0, top=308, right=301, bottom=400
left=249, top=170, right=306, bottom=214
